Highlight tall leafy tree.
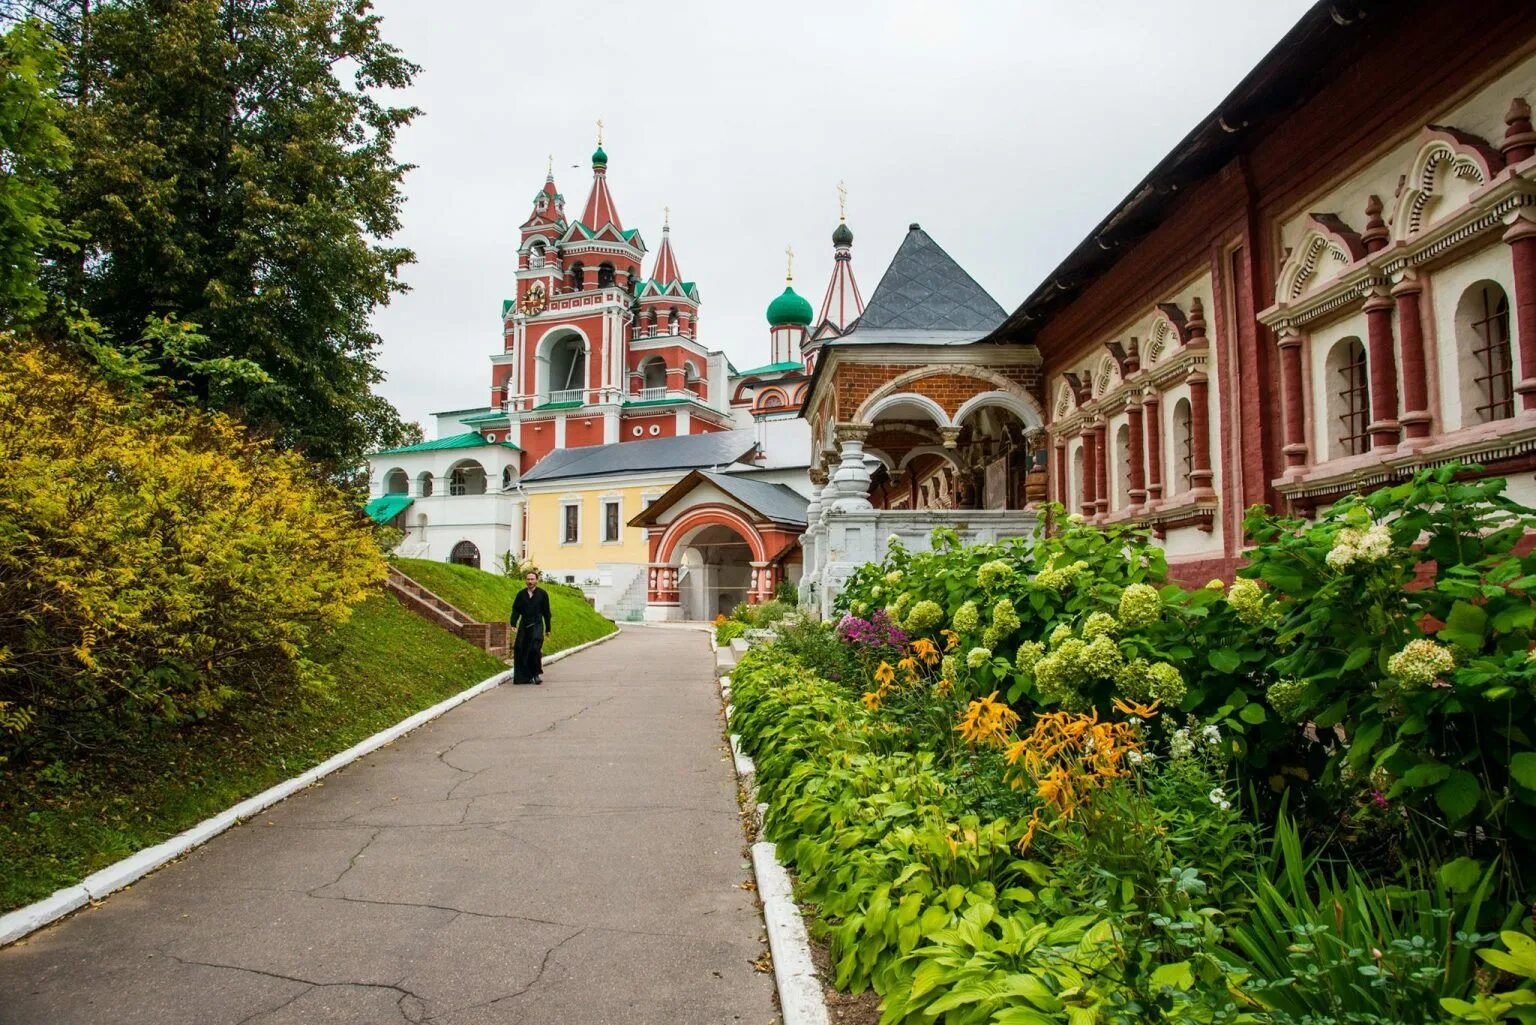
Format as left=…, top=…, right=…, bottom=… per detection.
left=43, top=0, right=421, bottom=471
left=0, top=18, right=72, bottom=324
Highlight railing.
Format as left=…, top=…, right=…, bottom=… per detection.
left=637, top=386, right=667, bottom=401
left=547, top=388, right=584, bottom=404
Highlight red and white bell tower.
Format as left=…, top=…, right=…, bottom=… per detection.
left=484, top=127, right=735, bottom=471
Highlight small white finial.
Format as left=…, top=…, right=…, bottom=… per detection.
left=785, top=244, right=795, bottom=283
left=663, top=205, right=670, bottom=229
left=837, top=180, right=847, bottom=222
left=546, top=153, right=553, bottom=177
left=596, top=118, right=604, bottom=146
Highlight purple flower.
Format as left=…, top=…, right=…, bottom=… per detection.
left=1371, top=790, right=1388, bottom=810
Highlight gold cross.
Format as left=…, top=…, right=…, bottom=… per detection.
left=785, top=244, right=795, bottom=282
left=546, top=153, right=553, bottom=176
left=663, top=205, right=670, bottom=229
left=596, top=118, right=604, bottom=146
left=837, top=180, right=847, bottom=221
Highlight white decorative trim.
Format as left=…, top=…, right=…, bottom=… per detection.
left=1277, top=230, right=1355, bottom=301
left=0, top=629, right=624, bottom=948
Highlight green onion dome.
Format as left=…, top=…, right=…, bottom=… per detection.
left=832, top=221, right=854, bottom=247
left=592, top=145, right=607, bottom=166
left=766, top=285, right=814, bottom=327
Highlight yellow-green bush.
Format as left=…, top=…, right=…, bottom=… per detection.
left=0, top=339, right=385, bottom=751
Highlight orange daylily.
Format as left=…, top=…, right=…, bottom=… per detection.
left=940, top=628, right=960, bottom=651
left=910, top=637, right=941, bottom=666
left=1112, top=697, right=1162, bottom=719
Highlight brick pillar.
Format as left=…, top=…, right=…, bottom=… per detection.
left=1278, top=327, right=1308, bottom=468
left=1053, top=439, right=1068, bottom=507
left=1503, top=216, right=1536, bottom=412
left=1092, top=420, right=1109, bottom=518
left=1142, top=391, right=1162, bottom=506
left=1393, top=275, right=1432, bottom=440
left=1079, top=425, right=1096, bottom=517
left=1187, top=371, right=1215, bottom=499
left=1126, top=395, right=1146, bottom=512
left=1364, top=287, right=1401, bottom=448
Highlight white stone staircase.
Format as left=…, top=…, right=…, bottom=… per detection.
left=604, top=566, right=650, bottom=623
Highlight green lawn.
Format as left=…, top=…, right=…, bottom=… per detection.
left=393, top=557, right=617, bottom=653
left=0, top=592, right=509, bottom=913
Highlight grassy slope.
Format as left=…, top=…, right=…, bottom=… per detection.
left=393, top=557, right=617, bottom=653
left=0, top=592, right=507, bottom=913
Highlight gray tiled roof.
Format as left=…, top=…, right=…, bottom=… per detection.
left=520, top=429, right=758, bottom=483
left=700, top=471, right=808, bottom=526
left=855, top=224, right=1006, bottom=334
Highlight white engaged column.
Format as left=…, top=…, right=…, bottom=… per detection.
left=829, top=423, right=873, bottom=512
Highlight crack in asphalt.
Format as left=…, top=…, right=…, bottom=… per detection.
left=421, top=928, right=586, bottom=1022
left=159, top=952, right=426, bottom=1024
left=507, top=694, right=617, bottom=739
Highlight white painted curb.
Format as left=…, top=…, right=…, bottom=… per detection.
left=753, top=842, right=831, bottom=1025
left=0, top=626, right=622, bottom=947
left=730, top=734, right=756, bottom=782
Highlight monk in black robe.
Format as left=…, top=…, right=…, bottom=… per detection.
left=508, top=571, right=552, bottom=685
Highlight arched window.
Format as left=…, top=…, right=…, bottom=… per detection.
left=449, top=540, right=480, bottom=569
left=761, top=392, right=785, bottom=410
left=640, top=356, right=667, bottom=394
left=416, top=471, right=434, bottom=497
left=597, top=262, right=615, bottom=288
left=1457, top=281, right=1514, bottom=426
left=415, top=512, right=428, bottom=537
left=548, top=335, right=586, bottom=400
left=1115, top=423, right=1131, bottom=511
left=384, top=468, right=409, bottom=495
left=569, top=262, right=585, bottom=291
left=669, top=307, right=679, bottom=336
left=1072, top=445, right=1085, bottom=512
left=1171, top=399, right=1193, bottom=495
left=448, top=460, right=487, bottom=496
left=501, top=466, right=515, bottom=491
left=528, top=241, right=546, bottom=268
left=1324, top=337, right=1369, bottom=458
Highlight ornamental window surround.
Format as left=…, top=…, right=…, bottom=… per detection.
left=601, top=498, right=621, bottom=544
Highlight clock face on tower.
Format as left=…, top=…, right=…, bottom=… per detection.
left=519, top=283, right=547, bottom=316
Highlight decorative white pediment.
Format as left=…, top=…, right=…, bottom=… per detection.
left=1391, top=127, right=1503, bottom=240
left=1054, top=381, right=1076, bottom=419
left=1144, top=311, right=1181, bottom=367
left=1276, top=214, right=1367, bottom=301
left=1092, top=355, right=1120, bottom=398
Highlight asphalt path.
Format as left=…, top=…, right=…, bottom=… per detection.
left=0, top=626, right=776, bottom=1025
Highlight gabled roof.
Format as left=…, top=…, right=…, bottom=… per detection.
left=628, top=470, right=809, bottom=528
left=519, top=429, right=758, bottom=483
left=853, top=223, right=1006, bottom=337
left=373, top=431, right=522, bottom=457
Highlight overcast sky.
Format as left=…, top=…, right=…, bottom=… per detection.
left=367, top=0, right=1314, bottom=429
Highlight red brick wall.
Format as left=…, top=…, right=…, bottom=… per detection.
left=621, top=413, right=677, bottom=440
left=565, top=416, right=604, bottom=448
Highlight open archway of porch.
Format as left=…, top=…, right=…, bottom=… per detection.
left=643, top=504, right=799, bottom=622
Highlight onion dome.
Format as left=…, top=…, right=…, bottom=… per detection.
left=766, top=285, right=814, bottom=327
left=832, top=221, right=854, bottom=247
left=592, top=144, right=607, bottom=167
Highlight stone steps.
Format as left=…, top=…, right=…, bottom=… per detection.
left=385, top=566, right=510, bottom=656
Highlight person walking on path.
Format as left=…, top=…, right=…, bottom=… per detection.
left=509, top=570, right=552, bottom=684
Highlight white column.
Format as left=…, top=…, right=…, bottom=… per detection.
left=554, top=414, right=566, bottom=448
left=829, top=423, right=873, bottom=512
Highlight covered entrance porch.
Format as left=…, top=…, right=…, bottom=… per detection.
left=629, top=470, right=808, bottom=622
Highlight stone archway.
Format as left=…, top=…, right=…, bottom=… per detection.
left=645, top=504, right=782, bottom=621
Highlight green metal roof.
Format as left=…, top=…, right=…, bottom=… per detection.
left=766, top=285, right=814, bottom=327
left=373, top=431, right=521, bottom=456
left=459, top=409, right=511, bottom=425
left=734, top=360, right=804, bottom=377
left=364, top=494, right=413, bottom=525
left=530, top=400, right=583, bottom=411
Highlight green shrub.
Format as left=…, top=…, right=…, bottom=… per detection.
left=0, top=340, right=384, bottom=757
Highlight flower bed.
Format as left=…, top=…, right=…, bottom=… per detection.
left=733, top=465, right=1536, bottom=1023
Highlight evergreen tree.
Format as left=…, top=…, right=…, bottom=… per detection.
left=39, top=0, right=422, bottom=472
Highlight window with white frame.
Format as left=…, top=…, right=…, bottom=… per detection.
left=602, top=498, right=621, bottom=543
left=1324, top=337, right=1370, bottom=458
left=1457, top=281, right=1515, bottom=427
left=561, top=501, right=580, bottom=544
left=1171, top=399, right=1193, bottom=495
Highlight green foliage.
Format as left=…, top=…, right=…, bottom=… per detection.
left=715, top=619, right=746, bottom=646
left=0, top=18, right=73, bottom=324
left=0, top=591, right=506, bottom=912
left=1443, top=931, right=1536, bottom=1022
left=1230, top=815, right=1508, bottom=1024
left=38, top=0, right=422, bottom=471
left=392, top=557, right=616, bottom=654
left=0, top=338, right=386, bottom=755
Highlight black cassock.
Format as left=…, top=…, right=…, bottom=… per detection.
left=508, top=586, right=552, bottom=684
